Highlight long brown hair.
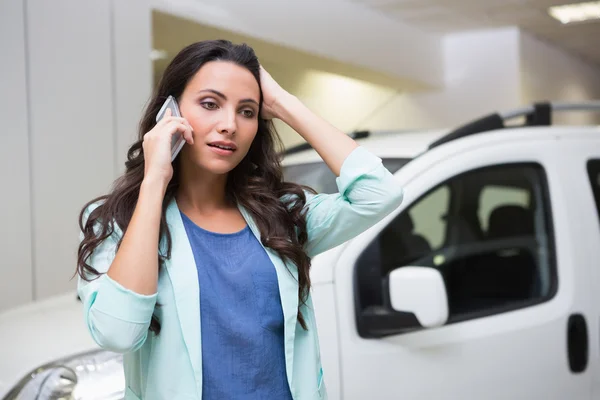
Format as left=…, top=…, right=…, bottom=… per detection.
left=76, top=40, right=315, bottom=334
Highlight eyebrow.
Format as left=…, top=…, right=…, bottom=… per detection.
left=198, top=89, right=259, bottom=106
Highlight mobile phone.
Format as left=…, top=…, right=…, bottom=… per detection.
left=156, top=95, right=186, bottom=161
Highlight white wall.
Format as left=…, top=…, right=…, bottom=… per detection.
left=113, top=0, right=153, bottom=172
left=296, top=27, right=600, bottom=136
left=0, top=0, right=34, bottom=310
left=0, top=0, right=151, bottom=311
left=276, top=26, right=600, bottom=148
left=359, top=28, right=522, bottom=131
left=521, top=32, right=600, bottom=125
left=26, top=0, right=116, bottom=300
left=264, top=64, right=399, bottom=148
left=272, top=27, right=522, bottom=148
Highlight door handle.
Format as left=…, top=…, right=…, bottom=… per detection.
left=567, top=313, right=588, bottom=373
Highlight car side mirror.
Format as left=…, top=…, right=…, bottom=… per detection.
left=388, top=266, right=448, bottom=328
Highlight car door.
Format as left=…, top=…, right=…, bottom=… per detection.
left=581, top=153, right=600, bottom=399
left=333, top=135, right=593, bottom=400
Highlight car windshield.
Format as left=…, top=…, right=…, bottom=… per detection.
left=283, top=158, right=410, bottom=194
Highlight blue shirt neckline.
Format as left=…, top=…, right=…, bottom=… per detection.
left=179, top=211, right=249, bottom=237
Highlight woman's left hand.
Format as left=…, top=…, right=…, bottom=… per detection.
left=259, top=66, right=287, bottom=120
left=258, top=68, right=358, bottom=177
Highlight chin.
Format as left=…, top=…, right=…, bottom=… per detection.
left=199, top=159, right=240, bottom=175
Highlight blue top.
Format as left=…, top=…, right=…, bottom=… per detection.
left=180, top=211, right=293, bottom=400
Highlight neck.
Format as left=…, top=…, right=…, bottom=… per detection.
left=175, top=162, right=231, bottom=214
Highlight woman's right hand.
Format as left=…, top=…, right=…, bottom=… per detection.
left=142, top=108, right=194, bottom=185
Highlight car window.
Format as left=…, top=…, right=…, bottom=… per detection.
left=355, top=163, right=556, bottom=324
left=408, top=185, right=450, bottom=250
left=478, top=185, right=530, bottom=231
left=587, top=159, right=600, bottom=222
left=283, top=158, right=409, bottom=194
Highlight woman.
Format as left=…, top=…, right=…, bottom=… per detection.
left=77, top=40, right=403, bottom=399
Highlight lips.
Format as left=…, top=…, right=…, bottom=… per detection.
left=207, top=141, right=237, bottom=151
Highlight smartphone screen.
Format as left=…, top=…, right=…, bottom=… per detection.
left=156, top=95, right=186, bottom=161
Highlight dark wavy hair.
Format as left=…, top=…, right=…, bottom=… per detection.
left=76, top=40, right=315, bottom=334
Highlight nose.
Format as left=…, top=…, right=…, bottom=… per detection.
left=216, top=108, right=237, bottom=136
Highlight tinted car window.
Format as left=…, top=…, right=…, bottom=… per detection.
left=283, top=158, right=409, bottom=194
left=355, top=163, right=556, bottom=326
left=587, top=159, right=600, bottom=221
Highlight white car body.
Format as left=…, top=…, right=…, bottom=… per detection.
left=3, top=104, right=600, bottom=399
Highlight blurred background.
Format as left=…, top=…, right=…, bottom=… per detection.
left=3, top=0, right=600, bottom=312
left=1, top=0, right=600, bottom=398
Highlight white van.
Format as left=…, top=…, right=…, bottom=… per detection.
left=3, top=102, right=600, bottom=399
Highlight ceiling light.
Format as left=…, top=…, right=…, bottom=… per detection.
left=548, top=1, right=600, bottom=24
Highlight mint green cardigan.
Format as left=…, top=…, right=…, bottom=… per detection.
left=78, top=146, right=404, bottom=399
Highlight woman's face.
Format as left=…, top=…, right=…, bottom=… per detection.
left=178, top=61, right=260, bottom=175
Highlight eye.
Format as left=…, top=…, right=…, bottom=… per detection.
left=200, top=100, right=219, bottom=110
left=240, top=109, right=256, bottom=118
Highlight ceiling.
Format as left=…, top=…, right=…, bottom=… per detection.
left=348, top=0, right=600, bottom=65
left=152, top=11, right=426, bottom=91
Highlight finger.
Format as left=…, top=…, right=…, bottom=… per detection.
left=168, top=121, right=189, bottom=135
left=160, top=116, right=187, bottom=126
left=184, top=119, right=194, bottom=133
left=157, top=107, right=172, bottom=124
left=183, top=123, right=194, bottom=145
left=163, top=120, right=183, bottom=137
left=181, top=124, right=194, bottom=145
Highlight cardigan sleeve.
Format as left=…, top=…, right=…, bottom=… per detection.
left=301, top=146, right=404, bottom=258
left=77, top=202, right=157, bottom=353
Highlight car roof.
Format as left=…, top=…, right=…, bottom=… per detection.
left=282, top=129, right=449, bottom=165
left=282, top=101, right=600, bottom=165
left=282, top=125, right=600, bottom=166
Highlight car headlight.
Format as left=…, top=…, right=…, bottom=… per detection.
left=3, top=349, right=124, bottom=400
